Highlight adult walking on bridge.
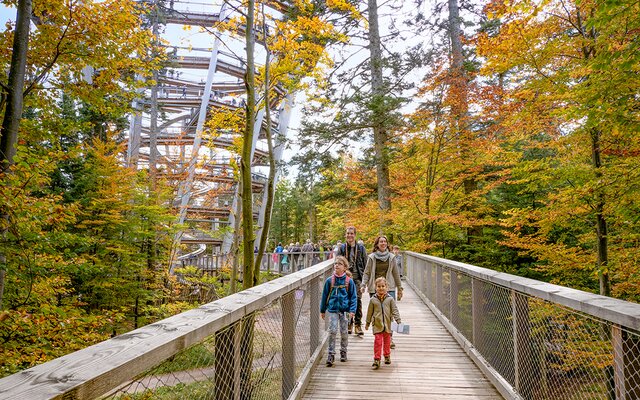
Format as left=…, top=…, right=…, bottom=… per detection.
left=392, top=244, right=403, bottom=277
left=361, top=234, right=402, bottom=348
left=338, top=226, right=367, bottom=336
left=301, top=239, right=314, bottom=268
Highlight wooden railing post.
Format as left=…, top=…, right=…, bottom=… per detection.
left=512, top=291, right=533, bottom=400
left=215, top=322, right=240, bottom=400
left=472, top=278, right=483, bottom=350
left=309, top=277, right=320, bottom=354
left=418, top=258, right=425, bottom=294
left=436, top=264, right=443, bottom=310
left=282, top=291, right=295, bottom=399
left=450, top=270, right=459, bottom=327
left=426, top=261, right=433, bottom=302
left=239, top=314, right=255, bottom=400
left=613, top=324, right=640, bottom=400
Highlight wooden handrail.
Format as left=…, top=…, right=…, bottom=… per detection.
left=0, top=261, right=333, bottom=400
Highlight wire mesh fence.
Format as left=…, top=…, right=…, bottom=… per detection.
left=103, top=281, right=325, bottom=400
left=0, top=261, right=333, bottom=400
left=405, top=252, right=640, bottom=400
left=178, top=251, right=335, bottom=276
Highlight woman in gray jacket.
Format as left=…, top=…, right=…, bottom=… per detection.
left=361, top=235, right=403, bottom=301
left=361, top=235, right=403, bottom=349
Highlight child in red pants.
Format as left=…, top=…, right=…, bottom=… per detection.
left=365, top=277, right=401, bottom=369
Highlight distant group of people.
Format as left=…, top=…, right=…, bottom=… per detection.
left=320, top=226, right=404, bottom=370
left=272, top=240, right=334, bottom=271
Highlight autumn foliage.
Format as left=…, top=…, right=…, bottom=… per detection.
left=305, top=0, right=640, bottom=303
left=0, top=0, right=639, bottom=380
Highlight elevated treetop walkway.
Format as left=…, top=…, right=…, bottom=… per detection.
left=302, top=283, right=502, bottom=399
left=127, top=0, right=294, bottom=256
left=2, top=252, right=640, bottom=400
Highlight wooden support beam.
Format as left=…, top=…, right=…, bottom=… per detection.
left=450, top=270, right=459, bottom=328
left=472, top=278, right=484, bottom=350
left=309, top=277, right=320, bottom=354
left=282, top=291, right=295, bottom=399
left=436, top=264, right=443, bottom=310
left=613, top=324, right=640, bottom=400
left=512, top=291, right=533, bottom=400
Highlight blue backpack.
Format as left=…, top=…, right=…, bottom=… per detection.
left=326, top=274, right=351, bottom=307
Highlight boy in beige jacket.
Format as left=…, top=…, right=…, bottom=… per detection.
left=365, top=277, right=401, bottom=369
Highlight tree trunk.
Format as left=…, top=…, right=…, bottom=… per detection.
left=241, top=0, right=256, bottom=289
left=591, top=126, right=610, bottom=297
left=254, top=5, right=274, bottom=277
left=240, top=8, right=257, bottom=398
left=0, top=0, right=32, bottom=310
left=367, top=0, right=392, bottom=220
left=448, top=0, right=481, bottom=244
left=448, top=0, right=464, bottom=74
left=308, top=204, right=314, bottom=241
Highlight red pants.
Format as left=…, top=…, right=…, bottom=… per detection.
left=373, top=332, right=391, bottom=359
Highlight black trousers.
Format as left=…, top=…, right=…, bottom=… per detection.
left=354, top=292, right=363, bottom=326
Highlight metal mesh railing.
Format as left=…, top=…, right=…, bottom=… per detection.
left=258, top=251, right=334, bottom=274
left=105, top=281, right=325, bottom=400
left=405, top=252, right=640, bottom=400
left=0, top=261, right=333, bottom=400
left=179, top=251, right=334, bottom=275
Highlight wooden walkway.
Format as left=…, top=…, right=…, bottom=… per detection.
left=301, top=283, right=503, bottom=400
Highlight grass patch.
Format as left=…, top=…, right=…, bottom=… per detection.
left=115, top=381, right=215, bottom=400
left=149, top=339, right=215, bottom=375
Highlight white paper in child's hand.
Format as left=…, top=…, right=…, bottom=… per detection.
left=391, top=321, right=410, bottom=334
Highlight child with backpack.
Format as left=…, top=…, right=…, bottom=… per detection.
left=365, top=277, right=401, bottom=369
left=320, top=256, right=357, bottom=366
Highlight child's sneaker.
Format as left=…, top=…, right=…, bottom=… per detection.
left=390, top=339, right=396, bottom=349
left=340, top=351, right=347, bottom=362
left=384, top=355, right=391, bottom=365
left=326, top=354, right=334, bottom=367
left=371, top=359, right=380, bottom=370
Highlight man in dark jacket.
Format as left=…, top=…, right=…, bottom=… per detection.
left=338, top=226, right=367, bottom=335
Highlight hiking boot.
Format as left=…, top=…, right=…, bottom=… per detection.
left=355, top=325, right=364, bottom=336
left=340, top=351, right=347, bottom=362
left=390, top=339, right=396, bottom=349
left=371, top=359, right=380, bottom=370
left=348, top=321, right=353, bottom=334
left=384, top=355, right=391, bottom=365
left=326, top=354, right=334, bottom=367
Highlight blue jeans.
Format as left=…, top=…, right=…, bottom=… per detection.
left=327, top=312, right=349, bottom=355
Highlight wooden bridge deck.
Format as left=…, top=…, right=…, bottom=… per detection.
left=301, top=283, right=503, bottom=400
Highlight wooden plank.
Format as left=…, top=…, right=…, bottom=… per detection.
left=301, top=284, right=503, bottom=400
